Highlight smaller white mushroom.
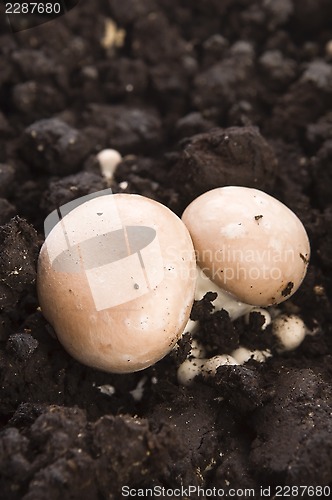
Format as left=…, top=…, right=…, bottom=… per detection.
left=119, top=181, right=128, bottom=190
left=97, top=148, right=122, bottom=182
left=202, top=354, right=238, bottom=377
left=231, top=346, right=272, bottom=364
left=177, top=358, right=206, bottom=386
left=272, top=314, right=307, bottom=351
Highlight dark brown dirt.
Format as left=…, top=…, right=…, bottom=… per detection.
left=1, top=0, right=332, bottom=498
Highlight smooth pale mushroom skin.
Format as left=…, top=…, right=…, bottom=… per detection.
left=202, top=354, right=239, bottom=378
left=182, top=186, right=310, bottom=306
left=97, top=148, right=122, bottom=182
left=231, top=346, right=272, bottom=364
left=177, top=358, right=206, bottom=386
left=272, top=314, right=307, bottom=351
left=38, top=193, right=196, bottom=373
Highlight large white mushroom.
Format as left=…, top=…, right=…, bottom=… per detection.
left=38, top=193, right=196, bottom=373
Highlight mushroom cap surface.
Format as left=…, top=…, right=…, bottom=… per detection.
left=38, top=193, right=196, bottom=373
left=182, top=186, right=310, bottom=306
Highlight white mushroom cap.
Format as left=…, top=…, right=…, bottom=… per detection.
left=37, top=193, right=196, bottom=373
left=182, top=186, right=310, bottom=306
left=97, top=148, right=122, bottom=181
left=202, top=354, right=238, bottom=377
left=177, top=358, right=206, bottom=386
left=231, top=346, right=272, bottom=364
left=272, top=314, right=307, bottom=351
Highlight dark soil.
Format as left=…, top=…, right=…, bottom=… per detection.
left=1, top=0, right=332, bottom=498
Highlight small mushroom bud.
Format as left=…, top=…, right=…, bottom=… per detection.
left=231, top=346, right=272, bottom=364
left=182, top=186, right=310, bottom=306
left=177, top=358, right=206, bottom=386
left=37, top=193, right=196, bottom=373
left=272, top=314, right=306, bottom=351
left=97, top=148, right=122, bottom=182
left=202, top=354, right=238, bottom=377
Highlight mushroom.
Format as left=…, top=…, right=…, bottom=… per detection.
left=177, top=354, right=239, bottom=386
left=201, top=354, right=238, bottom=377
left=182, top=186, right=310, bottom=307
left=37, top=192, right=196, bottom=373
left=96, top=148, right=122, bottom=183
left=177, top=358, right=206, bottom=386
left=231, top=347, right=272, bottom=364
left=272, top=314, right=307, bottom=351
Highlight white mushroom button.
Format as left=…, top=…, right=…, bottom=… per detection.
left=202, top=354, right=239, bottom=377
left=272, top=314, right=307, bottom=351
left=97, top=148, right=122, bottom=182
left=37, top=193, right=196, bottom=373
left=231, top=346, right=272, bottom=364
left=177, top=358, right=206, bottom=386
left=182, top=186, right=310, bottom=307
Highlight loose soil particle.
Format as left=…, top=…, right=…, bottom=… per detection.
left=1, top=0, right=332, bottom=498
